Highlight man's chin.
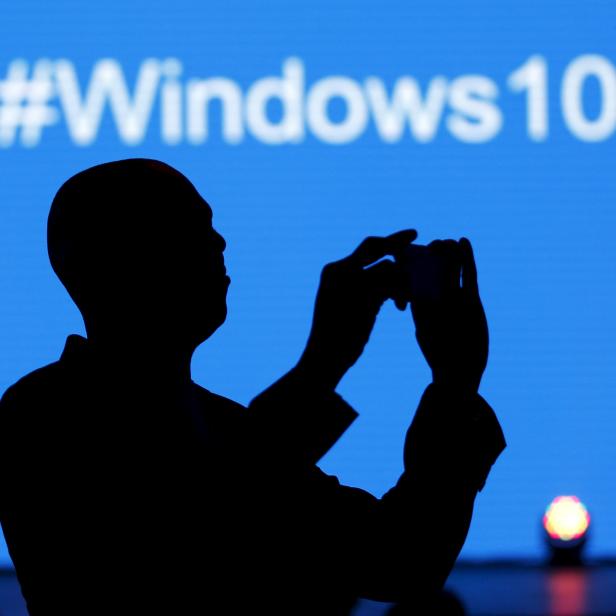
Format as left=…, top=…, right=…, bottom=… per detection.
left=192, top=306, right=227, bottom=344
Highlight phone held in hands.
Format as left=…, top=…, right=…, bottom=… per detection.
left=399, top=243, right=461, bottom=302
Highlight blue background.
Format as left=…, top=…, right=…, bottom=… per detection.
left=1, top=0, right=615, bottom=565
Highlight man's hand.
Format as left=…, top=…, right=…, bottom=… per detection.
left=409, top=238, right=488, bottom=394
left=295, top=230, right=417, bottom=390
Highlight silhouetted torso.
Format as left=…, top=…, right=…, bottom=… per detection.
left=1, top=333, right=505, bottom=615
left=1, top=335, right=366, bottom=614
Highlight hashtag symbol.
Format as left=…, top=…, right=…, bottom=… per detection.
left=0, top=59, right=58, bottom=147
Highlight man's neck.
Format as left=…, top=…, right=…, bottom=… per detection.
left=84, top=331, right=195, bottom=388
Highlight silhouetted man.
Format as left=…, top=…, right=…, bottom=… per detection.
left=0, top=159, right=505, bottom=615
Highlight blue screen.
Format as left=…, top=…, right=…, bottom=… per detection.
left=1, top=0, right=615, bottom=565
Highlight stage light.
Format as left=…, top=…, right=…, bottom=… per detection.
left=543, top=496, right=590, bottom=566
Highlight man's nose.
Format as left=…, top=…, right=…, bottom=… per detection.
left=214, top=229, right=226, bottom=253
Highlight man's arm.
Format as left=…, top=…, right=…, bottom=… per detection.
left=247, top=378, right=504, bottom=603
left=246, top=230, right=419, bottom=464
left=246, top=232, right=505, bottom=602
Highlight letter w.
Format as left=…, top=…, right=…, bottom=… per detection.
left=365, top=76, right=448, bottom=143
left=54, top=59, right=161, bottom=145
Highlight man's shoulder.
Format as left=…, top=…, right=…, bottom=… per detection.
left=0, top=362, right=69, bottom=454
left=1, top=360, right=66, bottom=415
left=191, top=382, right=247, bottom=415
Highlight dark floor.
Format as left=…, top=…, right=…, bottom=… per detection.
left=2, top=562, right=616, bottom=615
left=445, top=561, right=616, bottom=616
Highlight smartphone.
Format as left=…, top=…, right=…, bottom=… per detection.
left=400, top=243, right=460, bottom=302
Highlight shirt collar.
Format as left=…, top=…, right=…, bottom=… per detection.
left=59, top=333, right=91, bottom=364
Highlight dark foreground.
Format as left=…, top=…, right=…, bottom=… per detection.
left=2, top=561, right=616, bottom=615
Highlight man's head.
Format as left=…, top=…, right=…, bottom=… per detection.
left=48, top=159, right=229, bottom=349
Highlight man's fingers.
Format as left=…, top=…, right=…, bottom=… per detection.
left=343, top=229, right=417, bottom=268
left=394, top=297, right=409, bottom=311
left=362, top=259, right=407, bottom=304
left=460, top=237, right=479, bottom=295
left=427, top=238, right=463, bottom=293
